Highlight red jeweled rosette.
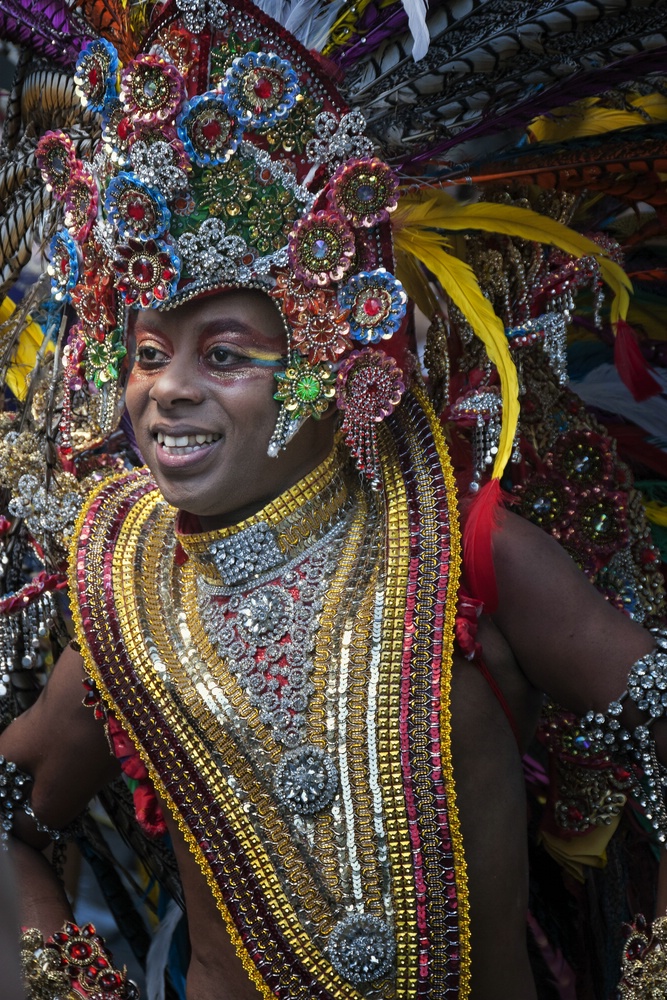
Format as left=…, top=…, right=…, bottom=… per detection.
left=177, top=92, right=243, bottom=166
left=70, top=271, right=117, bottom=337
left=119, top=54, right=186, bottom=124
left=35, top=131, right=78, bottom=200
left=112, top=235, right=181, bottom=308
left=223, top=50, right=300, bottom=128
left=63, top=166, right=99, bottom=243
left=73, top=38, right=119, bottom=112
left=105, top=172, right=171, bottom=241
left=330, top=157, right=399, bottom=228
left=288, top=210, right=355, bottom=287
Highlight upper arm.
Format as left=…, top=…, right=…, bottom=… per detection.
left=0, top=644, right=119, bottom=840
left=490, top=509, right=656, bottom=715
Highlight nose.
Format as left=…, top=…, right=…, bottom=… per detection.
left=148, top=352, right=205, bottom=408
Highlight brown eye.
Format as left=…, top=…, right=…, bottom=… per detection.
left=135, top=345, right=168, bottom=365
left=208, top=346, right=240, bottom=366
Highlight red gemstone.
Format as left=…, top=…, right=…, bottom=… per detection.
left=201, top=119, right=222, bottom=144
left=254, top=77, right=273, bottom=100
left=117, top=117, right=131, bottom=141
left=131, top=257, right=155, bottom=284
left=363, top=296, right=382, bottom=317
left=60, top=256, right=69, bottom=275
left=88, top=67, right=99, bottom=88
left=68, top=941, right=93, bottom=962
left=127, top=200, right=146, bottom=221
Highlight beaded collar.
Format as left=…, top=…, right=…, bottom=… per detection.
left=174, top=444, right=352, bottom=588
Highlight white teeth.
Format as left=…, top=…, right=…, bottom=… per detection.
left=156, top=431, right=221, bottom=452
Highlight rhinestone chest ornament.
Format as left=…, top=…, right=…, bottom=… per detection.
left=197, top=510, right=396, bottom=986
left=198, top=518, right=344, bottom=815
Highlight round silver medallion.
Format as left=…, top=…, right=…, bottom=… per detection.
left=274, top=745, right=338, bottom=815
left=328, top=912, right=396, bottom=985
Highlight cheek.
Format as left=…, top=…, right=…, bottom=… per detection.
left=124, top=372, right=150, bottom=429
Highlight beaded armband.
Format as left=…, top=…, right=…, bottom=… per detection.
left=0, top=755, right=70, bottom=848
left=579, top=628, right=667, bottom=844
left=618, top=914, right=667, bottom=998
left=20, top=921, right=140, bottom=999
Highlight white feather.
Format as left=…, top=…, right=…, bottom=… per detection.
left=571, top=363, right=667, bottom=449
left=253, top=0, right=346, bottom=52
left=402, top=0, right=430, bottom=61
left=145, top=899, right=184, bottom=1000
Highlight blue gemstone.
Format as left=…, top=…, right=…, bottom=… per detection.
left=312, top=238, right=329, bottom=260
left=356, top=183, right=375, bottom=203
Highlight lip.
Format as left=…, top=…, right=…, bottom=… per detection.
left=151, top=432, right=223, bottom=471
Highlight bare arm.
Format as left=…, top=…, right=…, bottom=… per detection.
left=490, top=508, right=655, bottom=716
left=0, top=644, right=120, bottom=934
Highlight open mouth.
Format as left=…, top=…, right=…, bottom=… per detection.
left=156, top=431, right=222, bottom=455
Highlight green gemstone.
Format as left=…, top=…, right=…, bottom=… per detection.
left=295, top=375, right=322, bottom=402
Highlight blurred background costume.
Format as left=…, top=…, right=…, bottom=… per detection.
left=0, top=1, right=666, bottom=997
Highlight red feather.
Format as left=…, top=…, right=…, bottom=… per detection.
left=462, top=478, right=508, bottom=613
left=614, top=319, right=662, bottom=402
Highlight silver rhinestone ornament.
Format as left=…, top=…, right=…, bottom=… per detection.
left=178, top=218, right=251, bottom=285
left=206, top=521, right=284, bottom=586
left=328, top=913, right=396, bottom=985
left=274, top=745, right=338, bottom=815
left=130, top=140, right=190, bottom=202
left=200, top=519, right=346, bottom=748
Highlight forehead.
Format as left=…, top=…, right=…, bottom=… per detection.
left=133, top=289, right=287, bottom=343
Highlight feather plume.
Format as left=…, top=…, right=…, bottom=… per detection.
left=401, top=0, right=429, bottom=61
left=0, top=185, right=53, bottom=297
left=338, top=0, right=667, bottom=163
left=613, top=318, right=662, bottom=401
left=72, top=0, right=136, bottom=63
left=394, top=221, right=519, bottom=482
left=394, top=190, right=632, bottom=323
left=0, top=0, right=89, bottom=67
left=0, top=47, right=31, bottom=154
left=0, top=296, right=50, bottom=402
left=21, top=67, right=98, bottom=132
left=462, top=478, right=507, bottom=611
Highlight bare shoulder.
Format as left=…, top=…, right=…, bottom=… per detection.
left=0, top=644, right=119, bottom=835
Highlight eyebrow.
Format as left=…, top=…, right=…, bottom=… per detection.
left=134, top=318, right=280, bottom=342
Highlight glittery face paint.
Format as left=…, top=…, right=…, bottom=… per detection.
left=125, top=289, right=335, bottom=527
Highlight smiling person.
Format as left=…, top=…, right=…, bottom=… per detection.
left=1, top=2, right=667, bottom=1000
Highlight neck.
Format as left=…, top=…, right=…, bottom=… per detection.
left=175, top=444, right=354, bottom=588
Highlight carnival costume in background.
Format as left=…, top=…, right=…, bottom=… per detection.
left=0, top=0, right=666, bottom=997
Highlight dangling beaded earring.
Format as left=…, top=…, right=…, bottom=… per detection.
left=335, top=348, right=405, bottom=490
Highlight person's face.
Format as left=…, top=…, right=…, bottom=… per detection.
left=125, top=289, right=336, bottom=528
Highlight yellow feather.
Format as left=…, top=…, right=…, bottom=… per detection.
left=527, top=93, right=667, bottom=143
left=394, top=226, right=519, bottom=482
left=644, top=501, right=667, bottom=528
left=393, top=247, right=440, bottom=319
left=393, top=191, right=632, bottom=324
left=0, top=296, right=51, bottom=402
